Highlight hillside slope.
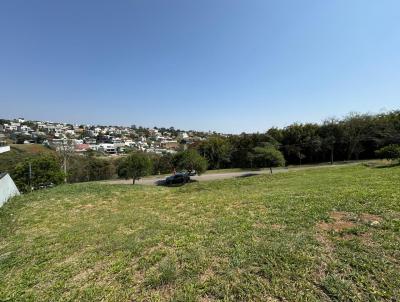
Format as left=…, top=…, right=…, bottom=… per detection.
left=0, top=144, right=55, bottom=174
left=0, top=165, right=399, bottom=301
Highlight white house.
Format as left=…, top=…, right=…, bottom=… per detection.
left=98, top=143, right=116, bottom=154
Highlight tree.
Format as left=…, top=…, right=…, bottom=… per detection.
left=55, top=139, right=75, bottom=183
left=341, top=113, right=369, bottom=160
left=67, top=155, right=115, bottom=183
left=198, top=136, right=232, bottom=169
left=375, top=144, right=400, bottom=162
left=320, top=119, right=341, bottom=164
left=13, top=155, right=65, bottom=192
left=117, top=152, right=152, bottom=184
left=151, top=153, right=174, bottom=175
left=173, top=149, right=208, bottom=175
left=252, top=146, right=285, bottom=173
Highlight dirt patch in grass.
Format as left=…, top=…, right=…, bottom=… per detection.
left=317, top=211, right=356, bottom=232
left=71, top=260, right=107, bottom=283
left=359, top=213, right=382, bottom=224
left=316, top=211, right=383, bottom=257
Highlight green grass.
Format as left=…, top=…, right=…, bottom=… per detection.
left=1, top=164, right=399, bottom=301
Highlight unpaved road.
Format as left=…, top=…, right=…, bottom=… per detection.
left=105, top=168, right=288, bottom=186
left=103, top=162, right=363, bottom=186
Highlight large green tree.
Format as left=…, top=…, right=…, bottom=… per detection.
left=117, top=152, right=152, bottom=184
left=173, top=149, right=208, bottom=175
left=198, top=136, right=232, bottom=169
left=252, top=146, right=285, bottom=173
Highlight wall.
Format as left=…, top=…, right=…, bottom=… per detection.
left=0, top=146, right=10, bottom=154
left=0, top=173, right=20, bottom=207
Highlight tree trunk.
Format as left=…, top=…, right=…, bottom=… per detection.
left=270, top=167, right=273, bottom=174
left=330, top=148, right=334, bottom=165
left=132, top=178, right=135, bottom=185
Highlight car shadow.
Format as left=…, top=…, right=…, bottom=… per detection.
left=156, top=179, right=198, bottom=187
left=374, top=162, right=400, bottom=169
left=235, top=173, right=259, bottom=178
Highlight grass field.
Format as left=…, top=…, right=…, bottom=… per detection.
left=0, top=164, right=399, bottom=301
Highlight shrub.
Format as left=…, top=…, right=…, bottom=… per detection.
left=375, top=144, right=400, bottom=162
left=13, top=155, right=65, bottom=192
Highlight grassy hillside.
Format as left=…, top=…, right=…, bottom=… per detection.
left=0, top=144, right=55, bottom=174
left=0, top=165, right=399, bottom=301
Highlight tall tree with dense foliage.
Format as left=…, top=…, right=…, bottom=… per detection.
left=173, top=149, right=208, bottom=175
left=252, top=146, right=285, bottom=172
left=117, top=152, right=152, bottom=184
left=151, top=153, right=174, bottom=175
left=198, top=136, right=232, bottom=169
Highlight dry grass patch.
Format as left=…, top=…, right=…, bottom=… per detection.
left=317, top=211, right=356, bottom=232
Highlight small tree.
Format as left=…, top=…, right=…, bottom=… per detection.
left=375, top=144, right=400, bottom=162
left=173, top=149, right=208, bottom=175
left=117, top=152, right=152, bottom=184
left=252, top=146, right=285, bottom=173
left=13, top=155, right=65, bottom=192
left=56, top=139, right=75, bottom=183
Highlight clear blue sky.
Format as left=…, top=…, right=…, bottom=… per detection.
left=1, top=0, right=399, bottom=133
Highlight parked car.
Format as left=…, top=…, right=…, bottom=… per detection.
left=165, top=173, right=190, bottom=185
left=179, top=170, right=197, bottom=176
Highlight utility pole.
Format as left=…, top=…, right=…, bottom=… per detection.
left=63, top=155, right=67, bottom=183
left=29, top=162, right=32, bottom=192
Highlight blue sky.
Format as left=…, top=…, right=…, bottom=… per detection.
left=1, top=0, right=399, bottom=133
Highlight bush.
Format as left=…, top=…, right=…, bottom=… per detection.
left=13, top=155, right=65, bottom=192
left=67, top=155, right=116, bottom=183
left=375, top=144, right=400, bottom=162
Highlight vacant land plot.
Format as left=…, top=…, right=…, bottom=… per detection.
left=0, top=165, right=399, bottom=301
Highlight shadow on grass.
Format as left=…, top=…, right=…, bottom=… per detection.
left=374, top=162, right=400, bottom=169
left=235, top=173, right=259, bottom=178
left=156, top=179, right=198, bottom=187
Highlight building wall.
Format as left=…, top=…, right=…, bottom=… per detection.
left=0, top=146, right=10, bottom=154
left=0, top=173, right=20, bottom=207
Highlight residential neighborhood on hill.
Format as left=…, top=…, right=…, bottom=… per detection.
left=0, top=117, right=223, bottom=156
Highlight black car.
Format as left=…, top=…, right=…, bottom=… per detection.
left=165, top=173, right=190, bottom=185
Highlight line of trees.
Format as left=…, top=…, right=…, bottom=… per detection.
left=197, top=111, right=400, bottom=168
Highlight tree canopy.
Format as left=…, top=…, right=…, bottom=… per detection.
left=173, top=149, right=208, bottom=175
left=13, top=155, right=64, bottom=192
left=117, top=152, right=152, bottom=184
left=251, top=146, right=285, bottom=170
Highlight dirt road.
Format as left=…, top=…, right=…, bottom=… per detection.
left=102, top=162, right=364, bottom=186
left=104, top=167, right=288, bottom=185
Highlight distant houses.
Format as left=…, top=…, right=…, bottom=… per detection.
left=0, top=118, right=212, bottom=156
